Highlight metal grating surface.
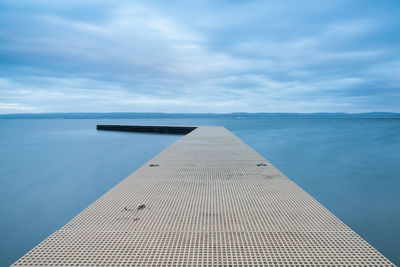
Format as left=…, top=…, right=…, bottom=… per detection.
left=12, top=126, right=393, bottom=266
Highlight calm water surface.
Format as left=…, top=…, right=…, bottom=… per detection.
left=0, top=118, right=399, bottom=266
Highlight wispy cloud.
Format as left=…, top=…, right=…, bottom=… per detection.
left=0, top=0, right=399, bottom=113
left=0, top=102, right=36, bottom=112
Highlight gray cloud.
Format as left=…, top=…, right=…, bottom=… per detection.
left=0, top=0, right=399, bottom=113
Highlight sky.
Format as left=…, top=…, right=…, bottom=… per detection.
left=0, top=0, right=399, bottom=114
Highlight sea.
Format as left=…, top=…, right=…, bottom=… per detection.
left=0, top=117, right=399, bottom=266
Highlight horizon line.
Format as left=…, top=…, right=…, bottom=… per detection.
left=1, top=111, right=400, bottom=115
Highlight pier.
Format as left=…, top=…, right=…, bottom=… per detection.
left=12, top=125, right=393, bottom=266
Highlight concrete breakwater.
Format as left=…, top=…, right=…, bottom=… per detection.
left=97, top=124, right=197, bottom=134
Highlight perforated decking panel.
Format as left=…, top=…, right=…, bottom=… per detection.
left=12, top=126, right=393, bottom=266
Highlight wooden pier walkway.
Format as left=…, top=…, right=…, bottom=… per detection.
left=12, top=126, right=393, bottom=266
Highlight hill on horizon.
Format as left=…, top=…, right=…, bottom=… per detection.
left=1, top=112, right=400, bottom=119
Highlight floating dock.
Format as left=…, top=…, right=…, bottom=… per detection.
left=12, top=126, right=393, bottom=266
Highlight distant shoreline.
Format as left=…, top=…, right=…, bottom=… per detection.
left=1, top=112, right=400, bottom=119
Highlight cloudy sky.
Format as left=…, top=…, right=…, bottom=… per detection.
left=0, top=0, right=399, bottom=113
